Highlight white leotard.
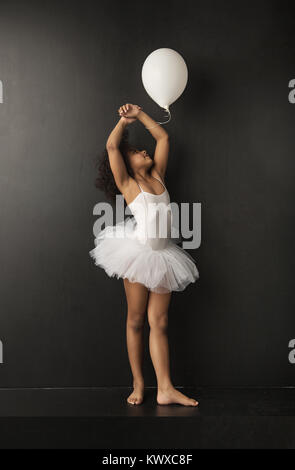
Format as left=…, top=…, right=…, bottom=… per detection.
left=128, top=175, right=172, bottom=250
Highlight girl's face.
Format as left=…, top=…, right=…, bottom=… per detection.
left=127, top=147, right=153, bottom=172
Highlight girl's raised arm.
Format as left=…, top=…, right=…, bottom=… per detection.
left=106, top=118, right=131, bottom=192
left=118, top=103, right=170, bottom=179
left=136, top=110, right=169, bottom=180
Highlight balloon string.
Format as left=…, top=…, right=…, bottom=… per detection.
left=145, top=108, right=171, bottom=130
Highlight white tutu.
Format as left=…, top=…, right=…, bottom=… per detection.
left=89, top=217, right=199, bottom=294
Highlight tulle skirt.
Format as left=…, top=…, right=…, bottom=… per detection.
left=89, top=217, right=199, bottom=294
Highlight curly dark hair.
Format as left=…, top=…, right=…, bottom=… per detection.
left=95, top=128, right=136, bottom=202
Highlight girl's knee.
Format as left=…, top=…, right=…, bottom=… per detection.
left=147, top=310, right=168, bottom=332
left=127, top=309, right=146, bottom=331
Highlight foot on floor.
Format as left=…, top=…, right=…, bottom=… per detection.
left=127, top=382, right=145, bottom=405
left=157, top=387, right=198, bottom=407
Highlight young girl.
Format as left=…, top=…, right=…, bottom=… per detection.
left=90, top=103, right=199, bottom=406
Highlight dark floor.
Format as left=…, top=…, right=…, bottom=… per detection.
left=0, top=387, right=294, bottom=448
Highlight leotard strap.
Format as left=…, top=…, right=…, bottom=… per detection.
left=151, top=174, right=166, bottom=191
left=134, top=174, right=166, bottom=193
left=134, top=180, right=144, bottom=193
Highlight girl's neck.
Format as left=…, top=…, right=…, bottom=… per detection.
left=134, top=168, right=151, bottom=181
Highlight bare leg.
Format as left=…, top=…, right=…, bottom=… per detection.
left=123, top=279, right=149, bottom=405
left=147, top=291, right=198, bottom=407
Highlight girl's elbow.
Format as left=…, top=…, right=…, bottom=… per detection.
left=158, top=132, right=169, bottom=141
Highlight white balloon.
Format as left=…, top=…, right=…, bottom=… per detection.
left=141, top=48, right=188, bottom=109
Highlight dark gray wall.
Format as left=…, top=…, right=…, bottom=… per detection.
left=0, top=0, right=294, bottom=387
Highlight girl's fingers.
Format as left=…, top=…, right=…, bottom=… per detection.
left=118, top=104, right=133, bottom=115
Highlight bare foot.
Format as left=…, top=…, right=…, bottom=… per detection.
left=127, top=381, right=144, bottom=405
left=157, top=387, right=198, bottom=407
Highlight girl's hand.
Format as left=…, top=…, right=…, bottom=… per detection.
left=118, top=103, right=142, bottom=123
